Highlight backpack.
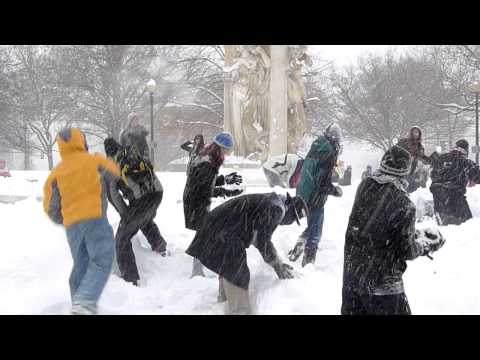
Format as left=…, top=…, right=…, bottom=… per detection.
left=117, top=145, right=155, bottom=189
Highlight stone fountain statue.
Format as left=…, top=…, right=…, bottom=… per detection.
left=287, top=45, right=312, bottom=153
left=224, top=45, right=311, bottom=162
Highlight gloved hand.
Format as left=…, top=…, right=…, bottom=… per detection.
left=224, top=188, right=244, bottom=198
left=225, top=172, right=243, bottom=185
left=329, top=185, right=343, bottom=197
left=416, top=228, right=446, bottom=256
left=273, top=262, right=295, bottom=280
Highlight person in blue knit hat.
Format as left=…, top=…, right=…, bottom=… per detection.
left=213, top=131, right=234, bottom=149
left=183, top=131, right=244, bottom=278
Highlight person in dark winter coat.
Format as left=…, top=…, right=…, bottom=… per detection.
left=339, top=165, right=352, bottom=186
left=397, top=126, right=434, bottom=193
left=430, top=139, right=480, bottom=226
left=104, top=138, right=167, bottom=286
left=120, top=113, right=150, bottom=159
left=186, top=192, right=308, bottom=315
left=262, top=153, right=304, bottom=188
left=181, top=134, right=205, bottom=172
left=288, top=123, right=343, bottom=267
left=342, top=145, right=445, bottom=315
left=183, top=131, right=244, bottom=277
left=361, top=165, right=373, bottom=181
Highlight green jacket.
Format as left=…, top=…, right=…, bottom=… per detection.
left=296, top=135, right=337, bottom=208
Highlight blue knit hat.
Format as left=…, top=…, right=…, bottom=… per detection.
left=213, top=131, right=234, bottom=149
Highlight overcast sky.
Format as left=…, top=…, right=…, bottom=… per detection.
left=309, top=45, right=410, bottom=67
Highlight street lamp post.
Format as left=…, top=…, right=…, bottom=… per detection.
left=146, top=79, right=157, bottom=168
left=470, top=82, right=480, bottom=165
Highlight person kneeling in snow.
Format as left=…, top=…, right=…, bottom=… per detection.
left=342, top=145, right=445, bottom=315
left=104, top=138, right=167, bottom=286
left=186, top=192, right=308, bottom=315
left=43, top=128, right=121, bottom=315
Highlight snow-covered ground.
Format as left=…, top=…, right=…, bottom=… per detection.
left=1, top=169, right=479, bottom=315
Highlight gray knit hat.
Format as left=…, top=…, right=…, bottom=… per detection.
left=380, top=145, right=412, bottom=177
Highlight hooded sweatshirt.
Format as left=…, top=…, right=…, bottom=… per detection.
left=43, top=128, right=121, bottom=227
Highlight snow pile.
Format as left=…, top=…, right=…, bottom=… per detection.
left=1, top=171, right=480, bottom=314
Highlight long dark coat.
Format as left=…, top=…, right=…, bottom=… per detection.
left=186, top=193, right=285, bottom=290
left=343, top=177, right=424, bottom=297
left=183, top=155, right=226, bottom=231
left=430, top=150, right=480, bottom=225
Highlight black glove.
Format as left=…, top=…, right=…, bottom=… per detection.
left=225, top=172, right=243, bottom=185
left=273, top=262, right=295, bottom=280
left=224, top=188, right=244, bottom=198
left=328, top=185, right=343, bottom=197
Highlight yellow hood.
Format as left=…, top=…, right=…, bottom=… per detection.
left=57, top=128, right=87, bottom=158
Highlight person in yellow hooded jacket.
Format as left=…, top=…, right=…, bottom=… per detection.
left=43, top=128, right=121, bottom=315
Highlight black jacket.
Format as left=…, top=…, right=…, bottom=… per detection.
left=185, top=193, right=285, bottom=290
left=183, top=154, right=227, bottom=231
left=429, top=150, right=480, bottom=225
left=343, top=177, right=424, bottom=296
left=430, top=150, right=480, bottom=194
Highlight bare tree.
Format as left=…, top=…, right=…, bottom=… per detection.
left=56, top=45, right=165, bottom=140
left=0, top=45, right=79, bottom=169
left=330, top=50, right=447, bottom=151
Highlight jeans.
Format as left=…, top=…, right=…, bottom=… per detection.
left=300, top=205, right=325, bottom=250
left=66, top=217, right=115, bottom=313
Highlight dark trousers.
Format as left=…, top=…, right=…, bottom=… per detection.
left=406, top=173, right=419, bottom=193
left=115, top=192, right=166, bottom=283
left=341, top=287, right=411, bottom=315
left=431, top=185, right=472, bottom=225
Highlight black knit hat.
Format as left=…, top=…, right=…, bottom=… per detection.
left=380, top=145, right=412, bottom=177
left=456, top=139, right=469, bottom=153
left=104, top=137, right=122, bottom=158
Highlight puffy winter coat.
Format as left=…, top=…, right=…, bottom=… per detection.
left=343, top=176, right=424, bottom=296
left=43, top=128, right=121, bottom=227
left=104, top=138, right=163, bottom=217
left=183, top=154, right=227, bottom=231
left=186, top=193, right=286, bottom=289
left=296, top=134, right=338, bottom=208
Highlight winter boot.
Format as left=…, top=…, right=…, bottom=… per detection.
left=288, top=236, right=307, bottom=262
left=191, top=258, right=205, bottom=278
left=302, top=246, right=317, bottom=267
